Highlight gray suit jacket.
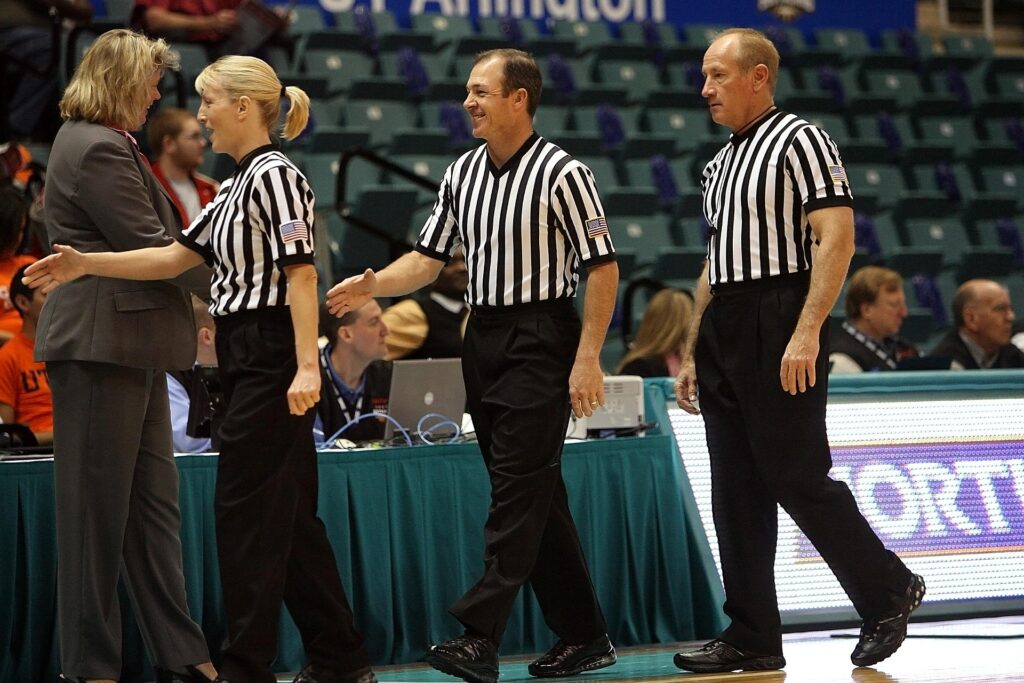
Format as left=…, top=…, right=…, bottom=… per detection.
left=37, top=119, right=212, bottom=370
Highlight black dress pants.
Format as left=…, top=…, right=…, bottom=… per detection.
left=695, top=273, right=912, bottom=655
left=214, top=308, right=370, bottom=682
left=449, top=299, right=607, bottom=646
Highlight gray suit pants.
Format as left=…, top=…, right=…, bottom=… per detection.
left=49, top=361, right=210, bottom=679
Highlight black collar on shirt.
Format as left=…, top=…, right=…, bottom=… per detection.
left=486, top=131, right=539, bottom=177
left=730, top=108, right=784, bottom=146
left=235, top=143, right=280, bottom=174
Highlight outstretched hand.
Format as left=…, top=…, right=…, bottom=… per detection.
left=22, top=244, right=88, bottom=294
left=325, top=268, right=377, bottom=317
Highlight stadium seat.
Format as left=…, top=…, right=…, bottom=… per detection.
left=410, top=13, right=474, bottom=48
left=296, top=35, right=377, bottom=93
left=609, top=214, right=674, bottom=267
left=551, top=20, right=613, bottom=53
left=913, top=113, right=979, bottom=159
left=642, top=105, right=715, bottom=154
left=594, top=59, right=663, bottom=104
left=618, top=20, right=679, bottom=48
left=651, top=246, right=707, bottom=282
left=341, top=100, right=419, bottom=148
left=814, top=28, right=872, bottom=64
left=846, top=164, right=908, bottom=210
left=901, top=215, right=972, bottom=269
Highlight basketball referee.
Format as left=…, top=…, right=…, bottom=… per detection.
left=327, top=49, right=618, bottom=683
left=672, top=29, right=925, bottom=674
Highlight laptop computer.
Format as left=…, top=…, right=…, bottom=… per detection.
left=384, top=358, right=466, bottom=442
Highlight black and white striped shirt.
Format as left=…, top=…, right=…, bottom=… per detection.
left=701, top=110, right=853, bottom=285
left=179, top=145, right=315, bottom=316
left=415, top=133, right=616, bottom=307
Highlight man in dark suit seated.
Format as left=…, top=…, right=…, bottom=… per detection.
left=829, top=266, right=919, bottom=373
left=381, top=248, right=468, bottom=361
left=314, top=300, right=392, bottom=445
left=928, top=279, right=1024, bottom=369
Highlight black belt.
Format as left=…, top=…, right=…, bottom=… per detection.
left=710, top=270, right=811, bottom=296
left=470, top=297, right=574, bottom=318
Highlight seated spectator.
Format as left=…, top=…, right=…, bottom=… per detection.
left=131, top=0, right=289, bottom=60
left=132, top=0, right=240, bottom=57
left=928, top=279, right=1024, bottom=369
left=1, top=0, right=92, bottom=141
left=315, top=299, right=392, bottom=445
left=0, top=263, right=51, bottom=444
left=830, top=266, right=919, bottom=373
left=146, top=107, right=218, bottom=225
left=381, top=249, right=468, bottom=360
left=167, top=295, right=217, bottom=453
left=616, top=287, right=693, bottom=378
left=0, top=186, right=36, bottom=344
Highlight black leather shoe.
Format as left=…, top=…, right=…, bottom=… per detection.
left=153, top=664, right=226, bottom=682
left=851, top=573, right=926, bottom=667
left=292, top=664, right=378, bottom=683
left=673, top=639, right=785, bottom=673
left=424, top=633, right=499, bottom=683
left=528, top=634, right=616, bottom=678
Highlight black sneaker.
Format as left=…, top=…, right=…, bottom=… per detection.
left=851, top=573, right=926, bottom=667
left=527, top=634, right=616, bottom=678
left=673, top=639, right=785, bottom=673
left=425, top=633, right=499, bottom=683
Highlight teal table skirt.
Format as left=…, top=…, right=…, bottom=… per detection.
left=0, top=435, right=726, bottom=682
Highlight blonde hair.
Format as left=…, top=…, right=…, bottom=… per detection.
left=60, top=29, right=179, bottom=130
left=195, top=56, right=310, bottom=140
left=716, top=27, right=781, bottom=92
left=617, top=288, right=694, bottom=373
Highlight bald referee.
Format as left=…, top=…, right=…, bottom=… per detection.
left=327, top=49, right=618, bottom=683
left=672, top=29, right=924, bottom=674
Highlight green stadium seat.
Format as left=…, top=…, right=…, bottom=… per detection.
left=651, top=246, right=707, bottom=282
left=618, top=21, right=679, bottom=48
left=879, top=29, right=935, bottom=62
left=901, top=215, right=972, bottom=269
left=387, top=153, right=448, bottom=202
left=973, top=164, right=1024, bottom=204
left=335, top=185, right=420, bottom=277
left=550, top=20, right=612, bottom=53
left=914, top=113, right=979, bottom=159
left=410, top=13, right=474, bottom=48
left=305, top=126, right=371, bottom=153
left=804, top=113, right=852, bottom=146
left=297, top=37, right=377, bottom=94
left=287, top=6, right=326, bottom=34
left=813, top=28, right=872, bottom=64
left=671, top=219, right=708, bottom=248
left=846, top=163, right=908, bottom=210
left=341, top=100, right=419, bottom=148
left=594, top=59, right=663, bottom=103
left=572, top=104, right=643, bottom=136
left=941, top=34, right=994, bottom=64
left=308, top=96, right=344, bottom=128
left=984, top=57, right=1024, bottom=98
left=609, top=214, right=674, bottom=267
left=302, top=152, right=381, bottom=209
left=681, top=24, right=727, bottom=48
left=532, top=106, right=572, bottom=137
left=169, top=42, right=210, bottom=82
left=576, top=156, right=622, bottom=190
left=858, top=66, right=926, bottom=110
left=641, top=105, right=715, bottom=154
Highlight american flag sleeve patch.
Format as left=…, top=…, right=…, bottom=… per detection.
left=829, top=165, right=847, bottom=182
left=279, top=219, right=309, bottom=244
left=585, top=216, right=609, bottom=238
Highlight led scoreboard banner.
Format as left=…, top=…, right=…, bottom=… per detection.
left=667, top=388, right=1024, bottom=625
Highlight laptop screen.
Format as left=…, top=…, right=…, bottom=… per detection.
left=384, top=358, right=466, bottom=442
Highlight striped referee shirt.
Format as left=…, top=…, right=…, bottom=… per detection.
left=178, top=145, right=315, bottom=316
left=415, top=133, right=616, bottom=307
left=701, top=109, right=853, bottom=285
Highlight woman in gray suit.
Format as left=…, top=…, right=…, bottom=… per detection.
left=36, top=29, right=219, bottom=683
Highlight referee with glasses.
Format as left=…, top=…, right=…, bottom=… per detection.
left=327, top=49, right=618, bottom=683
left=672, top=29, right=925, bottom=674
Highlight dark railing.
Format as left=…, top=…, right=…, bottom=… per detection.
left=334, top=146, right=440, bottom=253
